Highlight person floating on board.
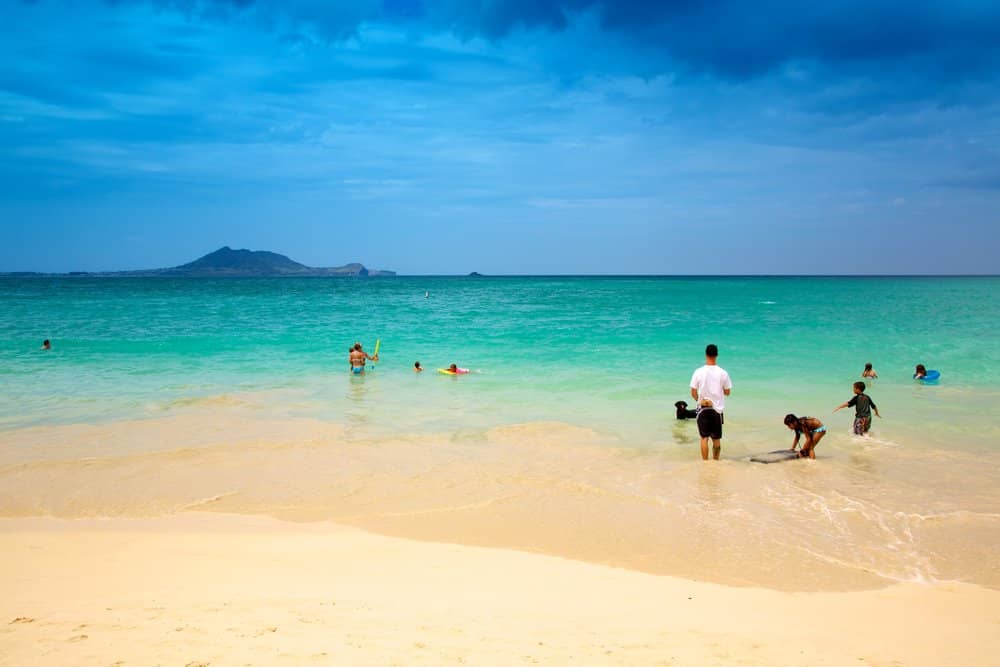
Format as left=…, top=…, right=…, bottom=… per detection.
left=349, top=342, right=377, bottom=375
left=913, top=364, right=927, bottom=380
left=834, top=381, right=881, bottom=435
left=414, top=361, right=423, bottom=372
left=689, top=344, right=733, bottom=461
left=862, top=362, right=878, bottom=379
left=784, top=414, right=826, bottom=459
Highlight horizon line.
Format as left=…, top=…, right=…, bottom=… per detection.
left=2, top=272, right=998, bottom=279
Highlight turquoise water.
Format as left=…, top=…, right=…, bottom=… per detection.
left=2, top=276, right=1000, bottom=591
left=2, top=276, right=999, bottom=448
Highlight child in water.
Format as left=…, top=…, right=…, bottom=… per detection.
left=914, top=364, right=927, bottom=379
left=862, top=362, right=877, bottom=378
left=784, top=414, right=827, bottom=459
left=414, top=361, right=423, bottom=372
left=834, top=381, right=881, bottom=435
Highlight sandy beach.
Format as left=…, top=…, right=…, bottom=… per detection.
left=2, top=513, right=998, bottom=666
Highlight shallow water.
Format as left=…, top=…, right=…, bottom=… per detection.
left=1, top=276, right=998, bottom=591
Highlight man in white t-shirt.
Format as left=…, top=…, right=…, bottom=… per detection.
left=689, top=344, right=733, bottom=460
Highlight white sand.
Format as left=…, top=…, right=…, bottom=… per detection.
left=2, top=513, right=997, bottom=666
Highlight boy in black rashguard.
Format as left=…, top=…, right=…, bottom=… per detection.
left=834, top=381, right=882, bottom=435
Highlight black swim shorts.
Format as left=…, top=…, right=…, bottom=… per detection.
left=696, top=409, right=723, bottom=439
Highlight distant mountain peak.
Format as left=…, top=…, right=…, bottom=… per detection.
left=176, top=247, right=310, bottom=275
left=156, top=246, right=393, bottom=277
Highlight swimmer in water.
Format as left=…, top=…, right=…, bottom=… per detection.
left=414, top=361, right=423, bottom=372
left=41, top=339, right=51, bottom=351
left=861, top=362, right=877, bottom=378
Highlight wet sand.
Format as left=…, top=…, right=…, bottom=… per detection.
left=8, top=401, right=1000, bottom=592
left=2, top=408, right=1000, bottom=594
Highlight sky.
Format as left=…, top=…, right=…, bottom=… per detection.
left=1, top=0, right=999, bottom=275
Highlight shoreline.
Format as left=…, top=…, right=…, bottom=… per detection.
left=3, top=513, right=997, bottom=666
left=2, top=410, right=999, bottom=594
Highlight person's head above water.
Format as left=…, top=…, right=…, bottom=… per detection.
left=353, top=343, right=362, bottom=351
left=915, top=363, right=926, bottom=374
left=449, top=363, right=458, bottom=372
left=414, top=361, right=421, bottom=369
left=41, top=339, right=51, bottom=350
left=864, top=362, right=873, bottom=371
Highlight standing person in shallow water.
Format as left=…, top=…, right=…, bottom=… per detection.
left=834, top=381, right=881, bottom=435
left=689, top=344, right=733, bottom=460
left=862, top=362, right=878, bottom=379
left=349, top=343, right=377, bottom=375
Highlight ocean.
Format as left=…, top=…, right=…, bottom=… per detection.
left=1, top=276, right=998, bottom=591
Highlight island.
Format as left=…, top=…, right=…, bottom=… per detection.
left=1, top=247, right=396, bottom=277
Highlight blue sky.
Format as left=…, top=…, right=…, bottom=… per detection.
left=1, top=0, right=999, bottom=274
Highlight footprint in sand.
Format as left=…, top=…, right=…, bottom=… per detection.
left=68, top=634, right=88, bottom=642
left=9, top=617, right=35, bottom=624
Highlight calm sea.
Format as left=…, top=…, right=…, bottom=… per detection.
left=1, top=276, right=999, bottom=591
